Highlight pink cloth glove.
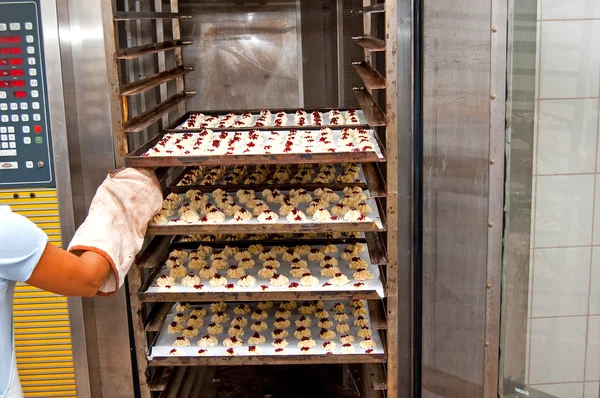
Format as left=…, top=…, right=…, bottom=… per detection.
left=68, top=168, right=162, bottom=295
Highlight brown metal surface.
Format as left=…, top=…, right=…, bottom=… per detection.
left=148, top=367, right=172, bottom=391
left=148, top=352, right=386, bottom=366
left=126, top=149, right=385, bottom=168
left=144, top=302, right=173, bottom=332
left=146, top=220, right=385, bottom=235
left=113, top=11, right=192, bottom=20
left=136, top=236, right=174, bottom=269
left=352, top=3, right=385, bottom=14
left=362, top=163, right=386, bottom=198
left=116, top=40, right=192, bottom=59
left=365, top=232, right=387, bottom=265
left=352, top=36, right=386, bottom=52
left=140, top=289, right=383, bottom=303
left=368, top=300, right=387, bottom=330
left=120, top=66, right=193, bottom=96
left=365, top=363, right=387, bottom=390
left=353, top=88, right=387, bottom=126
left=353, top=61, right=386, bottom=90
left=123, top=92, right=194, bottom=133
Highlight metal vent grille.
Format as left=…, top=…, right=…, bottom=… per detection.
left=342, top=0, right=362, bottom=107
left=1, top=189, right=77, bottom=397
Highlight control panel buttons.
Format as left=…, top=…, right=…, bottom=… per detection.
left=10, top=115, right=18, bottom=122
left=32, top=102, right=39, bottom=109
left=26, top=46, right=34, bottom=54
left=0, top=24, right=6, bottom=32
left=9, top=23, right=21, bottom=31
left=23, top=137, right=31, bottom=144
left=29, top=68, right=36, bottom=76
left=1, top=162, right=18, bottom=169
left=0, top=127, right=5, bottom=133
left=8, top=134, right=15, bottom=141
left=31, top=90, right=38, bottom=98
left=1, top=143, right=7, bottom=149
left=21, top=114, right=29, bottom=122
left=7, top=127, right=14, bottom=133
left=22, top=126, right=30, bottom=133
left=25, top=35, right=33, bottom=43
left=9, top=142, right=16, bottom=149
left=30, top=79, right=37, bottom=87
left=0, top=104, right=6, bottom=111
left=20, top=103, right=27, bottom=110
left=25, top=22, right=33, bottom=30
left=35, top=136, right=42, bottom=144
left=0, top=150, right=17, bottom=156
left=10, top=103, right=17, bottom=110
left=25, top=161, right=33, bottom=168
left=1, top=115, right=8, bottom=123
left=27, top=57, right=35, bottom=65
left=0, top=92, right=5, bottom=99
left=33, top=125, right=42, bottom=133
left=0, top=135, right=6, bottom=141
left=33, top=114, right=40, bottom=121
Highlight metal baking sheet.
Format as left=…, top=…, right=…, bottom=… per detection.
left=145, top=243, right=384, bottom=298
left=125, top=128, right=386, bottom=168
left=172, top=163, right=368, bottom=188
left=142, top=129, right=384, bottom=159
left=150, top=300, right=384, bottom=358
left=167, top=109, right=369, bottom=132
left=148, top=189, right=385, bottom=235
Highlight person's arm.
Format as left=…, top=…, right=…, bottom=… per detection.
left=26, top=244, right=111, bottom=297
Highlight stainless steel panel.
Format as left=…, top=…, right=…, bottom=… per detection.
left=58, top=0, right=135, bottom=396
left=385, top=0, right=414, bottom=395
left=179, top=0, right=301, bottom=110
left=41, top=1, right=91, bottom=397
left=421, top=0, right=500, bottom=396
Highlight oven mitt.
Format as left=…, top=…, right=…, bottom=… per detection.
left=68, top=167, right=163, bottom=295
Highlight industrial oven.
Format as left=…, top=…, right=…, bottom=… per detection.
left=7, top=0, right=409, bottom=395
left=61, top=0, right=414, bottom=396
left=1, top=0, right=519, bottom=396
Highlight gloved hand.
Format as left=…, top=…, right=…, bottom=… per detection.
left=68, top=168, right=163, bottom=295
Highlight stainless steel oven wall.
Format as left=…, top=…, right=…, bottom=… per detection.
left=178, top=0, right=303, bottom=111
left=57, top=0, right=135, bottom=396
left=420, top=0, right=507, bottom=397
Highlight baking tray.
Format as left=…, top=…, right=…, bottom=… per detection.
left=125, top=129, right=386, bottom=168
left=140, top=242, right=385, bottom=302
left=168, top=163, right=386, bottom=198
left=166, top=108, right=369, bottom=132
left=148, top=300, right=385, bottom=365
left=146, top=189, right=385, bottom=235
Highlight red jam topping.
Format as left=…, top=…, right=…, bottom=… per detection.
left=353, top=282, right=364, bottom=287
left=198, top=349, right=207, bottom=354
left=169, top=349, right=177, bottom=354
left=323, top=282, right=332, bottom=287
left=275, top=348, right=284, bottom=352
left=225, top=283, right=235, bottom=289
left=365, top=349, right=374, bottom=354
left=289, top=282, right=299, bottom=288
left=300, top=347, right=310, bottom=352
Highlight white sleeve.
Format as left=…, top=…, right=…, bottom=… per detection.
left=0, top=206, right=48, bottom=282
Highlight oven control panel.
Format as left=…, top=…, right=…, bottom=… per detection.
left=0, top=0, right=54, bottom=188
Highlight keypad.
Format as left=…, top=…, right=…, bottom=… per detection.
left=0, top=1, right=53, bottom=186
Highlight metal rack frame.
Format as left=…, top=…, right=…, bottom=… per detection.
left=101, top=0, right=412, bottom=397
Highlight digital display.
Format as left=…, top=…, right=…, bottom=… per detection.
left=0, top=69, right=23, bottom=76
left=0, top=47, right=21, bottom=55
left=0, top=58, right=23, bottom=65
left=13, top=90, right=26, bottom=98
left=0, top=36, right=20, bottom=44
left=0, top=80, right=25, bottom=87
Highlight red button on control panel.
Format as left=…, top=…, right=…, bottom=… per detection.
left=34, top=125, right=42, bottom=133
